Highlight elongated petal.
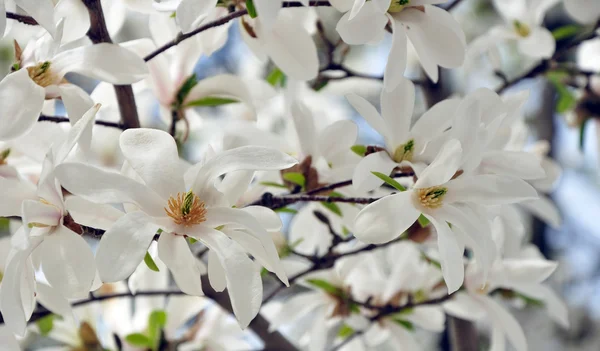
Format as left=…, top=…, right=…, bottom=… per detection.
left=407, top=305, right=445, bottom=332
left=40, top=226, right=96, bottom=299
left=475, top=295, right=527, bottom=351
left=414, top=139, right=462, bottom=189
left=36, top=283, right=73, bottom=321
left=446, top=175, right=538, bottom=205
left=157, top=233, right=204, bottom=296
left=0, top=0, right=6, bottom=38
left=192, top=146, right=297, bottom=195
left=518, top=27, right=555, bottom=59
left=519, top=197, right=561, bottom=228
left=55, top=0, right=90, bottom=44
left=217, top=170, right=254, bottom=205
left=517, top=284, right=569, bottom=328
left=443, top=292, right=486, bottom=321
left=318, top=120, right=358, bottom=164
left=384, top=17, right=408, bottom=92
left=176, top=0, right=218, bottom=33
left=15, top=0, right=56, bottom=37
left=0, top=178, right=37, bottom=217
left=254, top=0, right=282, bottom=30
left=195, top=228, right=262, bottom=328
left=120, top=128, right=185, bottom=200
left=0, top=70, right=45, bottom=141
left=352, top=151, right=398, bottom=193
left=96, top=211, right=160, bottom=282
left=183, top=74, right=257, bottom=117
left=55, top=163, right=165, bottom=217
left=21, top=199, right=62, bottom=229
left=354, top=191, right=421, bottom=244
left=411, top=98, right=460, bottom=138
left=58, top=84, right=95, bottom=154
left=427, top=214, right=465, bottom=293
left=64, top=196, right=124, bottom=230
left=480, top=151, right=545, bottom=180
left=291, top=101, right=318, bottom=158
left=346, top=93, right=392, bottom=148
left=208, top=250, right=227, bottom=292
left=337, top=2, right=387, bottom=45
left=241, top=206, right=282, bottom=232
left=53, top=43, right=148, bottom=84
left=53, top=103, right=100, bottom=164
left=268, top=291, right=326, bottom=331
left=381, top=77, right=414, bottom=147
left=0, top=249, right=34, bottom=336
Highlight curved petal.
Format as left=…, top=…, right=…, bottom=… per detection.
left=519, top=197, right=561, bottom=228
left=207, top=249, right=227, bottom=292
left=120, top=128, right=185, bottom=200
left=21, top=199, right=62, bottom=229
left=443, top=292, right=486, bottom=321
left=15, top=0, right=56, bottom=37
left=157, top=233, right=204, bottom=296
left=352, top=151, right=398, bottom=193
left=0, top=177, right=37, bottom=217
left=411, top=98, right=460, bottom=138
left=475, top=295, right=527, bottom=351
left=354, top=191, right=421, bottom=244
left=36, top=283, right=73, bottom=321
left=318, top=120, right=358, bottom=164
left=64, top=196, right=124, bottom=230
left=183, top=74, right=257, bottom=118
left=407, top=305, right=445, bottom=332
left=240, top=206, right=282, bottom=231
left=55, top=162, right=165, bottom=217
left=446, top=175, right=538, bottom=205
left=96, top=211, right=160, bottom=282
left=336, top=2, right=387, bottom=45
left=55, top=0, right=90, bottom=44
left=346, top=93, right=392, bottom=148
left=40, top=225, right=97, bottom=299
left=254, top=0, right=282, bottom=30
left=53, top=43, right=148, bottom=84
left=0, top=249, right=36, bottom=336
left=194, top=228, right=263, bottom=328
left=517, top=27, right=555, bottom=59
left=58, top=84, right=94, bottom=154
left=291, top=101, right=318, bottom=158
left=564, top=0, right=600, bottom=24
left=427, top=214, right=464, bottom=293
left=414, top=139, right=462, bottom=189
left=479, top=151, right=545, bottom=180
left=381, top=76, right=414, bottom=147
left=0, top=70, right=45, bottom=141
left=176, top=0, right=218, bottom=33
left=384, top=17, right=408, bottom=92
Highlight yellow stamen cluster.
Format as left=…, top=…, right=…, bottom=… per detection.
left=415, top=186, right=448, bottom=209
left=26, top=61, right=56, bottom=87
left=388, top=0, right=410, bottom=13
left=513, top=20, right=531, bottom=37
left=165, top=191, right=207, bottom=226
left=0, top=149, right=10, bottom=165
left=392, top=139, right=415, bottom=163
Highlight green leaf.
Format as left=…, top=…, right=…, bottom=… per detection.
left=259, top=181, right=289, bottom=188
left=0, top=217, right=10, bottom=232
left=246, top=0, right=258, bottom=18
left=289, top=238, right=304, bottom=248
left=421, top=253, right=442, bottom=270
left=341, top=226, right=351, bottom=237
left=329, top=191, right=345, bottom=198
left=306, top=279, right=344, bottom=296
left=313, top=78, right=329, bottom=91
left=579, top=118, right=587, bottom=151
left=147, top=310, right=167, bottom=349
left=144, top=252, right=160, bottom=272
left=266, top=67, right=286, bottom=87
left=174, top=74, right=198, bottom=106
left=187, top=237, right=198, bottom=244
left=321, top=201, right=342, bottom=217
left=552, top=25, right=581, bottom=41
left=36, top=314, right=55, bottom=336
left=125, top=333, right=151, bottom=347
left=282, top=172, right=306, bottom=187
left=392, top=319, right=414, bottom=331
left=261, top=267, right=269, bottom=276
left=516, top=292, right=545, bottom=307
left=417, top=214, right=430, bottom=228
left=275, top=207, right=298, bottom=214
left=184, top=96, right=238, bottom=108
left=338, top=324, right=355, bottom=338
left=350, top=145, right=367, bottom=157
left=371, top=171, right=406, bottom=191
left=546, top=71, right=577, bottom=113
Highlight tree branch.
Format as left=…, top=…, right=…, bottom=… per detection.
left=6, top=12, right=37, bottom=25
left=82, top=0, right=140, bottom=129
left=38, top=115, right=126, bottom=130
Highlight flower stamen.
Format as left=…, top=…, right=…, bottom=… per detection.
left=165, top=191, right=207, bottom=226
left=415, top=186, right=447, bottom=209
left=392, top=139, right=415, bottom=163
left=388, top=0, right=410, bottom=12
left=26, top=61, right=57, bottom=87
left=513, top=20, right=531, bottom=37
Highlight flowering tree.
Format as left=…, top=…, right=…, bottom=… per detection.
left=0, top=0, right=596, bottom=349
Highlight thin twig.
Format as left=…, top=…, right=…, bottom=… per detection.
left=6, top=12, right=37, bottom=25
left=38, top=115, right=126, bottom=130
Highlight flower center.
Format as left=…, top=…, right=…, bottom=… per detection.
left=165, top=191, right=207, bottom=226
left=392, top=139, right=415, bottom=163
left=0, top=149, right=10, bottom=165
left=388, top=0, right=410, bottom=13
left=415, top=186, right=447, bottom=209
left=513, top=20, right=531, bottom=37
left=26, top=61, right=57, bottom=87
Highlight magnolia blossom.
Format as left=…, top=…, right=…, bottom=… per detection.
left=0, top=26, right=147, bottom=141
left=335, top=0, right=466, bottom=87
left=55, top=128, right=297, bottom=327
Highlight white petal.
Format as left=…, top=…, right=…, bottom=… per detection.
left=291, top=101, right=318, bottom=157
left=414, top=139, right=462, bottom=188
left=35, top=283, right=73, bottom=321
left=53, top=43, right=148, bottom=84
left=427, top=214, right=465, bottom=293
left=120, top=128, right=185, bottom=200
left=217, top=170, right=255, bottom=205
left=0, top=70, right=45, bottom=141
left=500, top=259, right=557, bottom=286
left=258, top=12, right=319, bottom=81
left=40, top=226, right=97, bottom=299
left=480, top=151, right=545, bottom=180
left=0, top=177, right=37, bottom=217
left=0, top=249, right=34, bottom=336
left=346, top=93, right=392, bottom=148
left=381, top=77, right=414, bottom=147
left=519, top=197, right=561, bottom=228
left=336, top=2, right=387, bottom=45
left=475, top=295, right=527, bottom=351
left=384, top=17, right=408, bottom=92
left=21, top=199, right=62, bottom=229
left=241, top=206, right=282, bottom=232
left=352, top=151, right=398, bottom=193
left=329, top=0, right=354, bottom=12
left=64, top=196, right=124, bottom=230
left=176, top=0, right=217, bottom=33
left=157, top=233, right=204, bottom=296
left=53, top=103, right=101, bottom=164
left=183, top=74, right=258, bottom=118
left=254, top=0, right=282, bottom=30
left=411, top=98, right=461, bottom=138
left=0, top=0, right=6, bottom=37
left=55, top=0, right=90, bottom=44
left=268, top=291, right=326, bottom=331
left=354, top=191, right=421, bottom=244
left=0, top=326, right=20, bottom=351
left=518, top=27, right=555, bottom=59
left=96, top=211, right=160, bottom=282
left=565, top=0, right=600, bottom=24
left=446, top=175, right=538, bottom=205
left=207, top=250, right=227, bottom=292
left=407, top=305, right=445, bottom=332
left=318, top=120, right=358, bottom=164
left=55, top=162, right=165, bottom=217
left=58, top=84, right=94, bottom=154
left=15, top=0, right=56, bottom=37
left=517, top=284, right=569, bottom=328
left=443, top=292, right=486, bottom=321
left=309, top=308, right=329, bottom=351
left=195, top=228, right=262, bottom=328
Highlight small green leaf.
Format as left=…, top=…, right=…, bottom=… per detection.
left=371, top=171, right=406, bottom=191
left=261, top=267, right=269, bottom=276
left=259, top=181, right=289, bottom=188
left=246, top=0, right=258, bottom=18
left=338, top=324, right=355, bottom=338
left=516, top=292, right=545, bottom=307
left=12, top=63, right=20, bottom=71
left=36, top=314, right=55, bottom=336
left=282, top=172, right=306, bottom=187
left=321, top=202, right=342, bottom=217
left=417, top=214, right=430, bottom=228
left=184, top=96, right=238, bottom=108
left=289, top=238, right=304, bottom=248
left=144, top=252, right=160, bottom=272
left=350, top=145, right=367, bottom=157
left=313, top=78, right=329, bottom=91
left=579, top=118, right=587, bottom=151
left=0, top=148, right=10, bottom=161
left=267, top=67, right=286, bottom=87
left=329, top=191, right=345, bottom=198
left=547, top=71, right=577, bottom=113
left=275, top=207, right=298, bottom=214
left=392, top=319, right=414, bottom=331
left=552, top=24, right=581, bottom=41
left=341, top=226, right=351, bottom=237
left=125, top=333, right=151, bottom=347
left=147, top=310, right=167, bottom=349
left=187, top=237, right=199, bottom=244
left=306, top=279, right=343, bottom=296
left=421, top=253, right=442, bottom=270
left=174, top=74, right=198, bottom=106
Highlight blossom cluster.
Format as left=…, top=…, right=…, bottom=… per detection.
left=0, top=0, right=596, bottom=350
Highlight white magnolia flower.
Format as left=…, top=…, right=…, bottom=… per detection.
left=0, top=0, right=56, bottom=38
left=353, top=139, right=539, bottom=292
left=335, top=0, right=466, bottom=87
left=0, top=26, right=147, bottom=141
left=0, top=104, right=100, bottom=336
left=347, top=78, right=460, bottom=193
left=564, top=0, right=600, bottom=24
left=55, top=128, right=297, bottom=327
